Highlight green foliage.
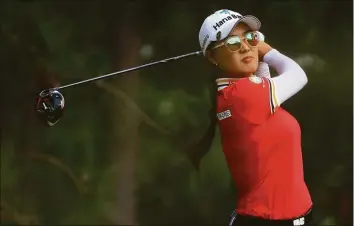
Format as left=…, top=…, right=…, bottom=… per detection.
left=1, top=144, right=19, bottom=192
left=1, top=0, right=352, bottom=225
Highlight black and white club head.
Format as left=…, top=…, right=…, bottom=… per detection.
left=35, top=89, right=65, bottom=127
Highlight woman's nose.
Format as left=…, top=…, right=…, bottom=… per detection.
left=239, top=39, right=251, bottom=53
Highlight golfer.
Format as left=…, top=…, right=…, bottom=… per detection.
left=198, top=9, right=313, bottom=225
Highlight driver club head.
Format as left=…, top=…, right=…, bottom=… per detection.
left=35, top=89, right=65, bottom=127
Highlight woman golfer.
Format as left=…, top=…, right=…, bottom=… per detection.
left=197, top=9, right=313, bottom=225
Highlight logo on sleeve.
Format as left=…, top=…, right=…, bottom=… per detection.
left=217, top=109, right=232, bottom=121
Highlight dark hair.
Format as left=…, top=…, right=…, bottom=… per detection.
left=206, top=41, right=217, bottom=53
left=186, top=65, right=218, bottom=170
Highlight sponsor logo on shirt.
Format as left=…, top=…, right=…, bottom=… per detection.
left=217, top=109, right=232, bottom=121
left=249, top=76, right=262, bottom=84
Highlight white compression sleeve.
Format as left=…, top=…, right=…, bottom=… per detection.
left=255, top=62, right=271, bottom=78
left=263, top=49, right=308, bottom=105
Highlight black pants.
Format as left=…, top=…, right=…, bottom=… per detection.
left=228, top=208, right=313, bottom=226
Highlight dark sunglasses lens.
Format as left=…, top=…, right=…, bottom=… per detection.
left=226, top=36, right=242, bottom=51
left=245, top=32, right=259, bottom=46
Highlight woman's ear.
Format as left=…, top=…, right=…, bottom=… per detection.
left=206, top=50, right=217, bottom=66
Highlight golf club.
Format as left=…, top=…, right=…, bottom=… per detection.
left=35, top=50, right=203, bottom=126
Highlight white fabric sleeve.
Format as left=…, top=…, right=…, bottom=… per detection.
left=263, top=49, right=308, bottom=106
left=255, top=62, right=271, bottom=78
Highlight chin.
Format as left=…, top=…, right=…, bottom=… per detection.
left=241, top=65, right=258, bottom=74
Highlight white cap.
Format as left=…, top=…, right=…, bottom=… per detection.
left=199, top=9, right=261, bottom=55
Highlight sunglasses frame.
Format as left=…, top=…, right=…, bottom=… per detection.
left=211, top=31, right=260, bottom=52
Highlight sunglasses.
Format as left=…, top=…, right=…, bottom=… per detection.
left=211, top=31, right=260, bottom=52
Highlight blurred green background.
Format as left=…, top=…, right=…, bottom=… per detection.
left=1, top=0, right=352, bottom=225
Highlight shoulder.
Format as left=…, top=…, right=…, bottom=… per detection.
left=216, top=77, right=272, bottom=101
left=237, top=76, right=268, bottom=89
left=232, top=77, right=272, bottom=100
left=216, top=77, right=275, bottom=124
left=216, top=76, right=268, bottom=91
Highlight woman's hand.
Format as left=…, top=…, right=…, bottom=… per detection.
left=258, top=41, right=273, bottom=62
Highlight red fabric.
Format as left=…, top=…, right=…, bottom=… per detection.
left=216, top=77, right=312, bottom=219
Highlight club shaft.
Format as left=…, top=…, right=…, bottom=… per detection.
left=54, top=50, right=202, bottom=91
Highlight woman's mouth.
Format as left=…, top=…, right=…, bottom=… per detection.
left=242, top=56, right=253, bottom=63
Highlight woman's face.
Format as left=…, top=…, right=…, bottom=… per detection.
left=207, top=23, right=259, bottom=77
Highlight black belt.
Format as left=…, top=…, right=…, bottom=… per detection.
left=229, top=208, right=313, bottom=226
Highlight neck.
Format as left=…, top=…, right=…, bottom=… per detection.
left=219, top=71, right=254, bottom=79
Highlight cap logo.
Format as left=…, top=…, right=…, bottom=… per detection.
left=218, top=9, right=230, bottom=15
left=216, top=31, right=221, bottom=41
left=201, top=34, right=209, bottom=50
left=213, top=14, right=242, bottom=31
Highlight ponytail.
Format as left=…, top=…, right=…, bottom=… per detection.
left=185, top=74, right=218, bottom=170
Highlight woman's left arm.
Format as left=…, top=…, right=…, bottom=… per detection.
left=255, top=62, right=271, bottom=78
left=255, top=32, right=271, bottom=78
left=262, top=48, right=308, bottom=106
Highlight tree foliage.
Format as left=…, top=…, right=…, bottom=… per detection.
left=1, top=0, right=352, bottom=225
